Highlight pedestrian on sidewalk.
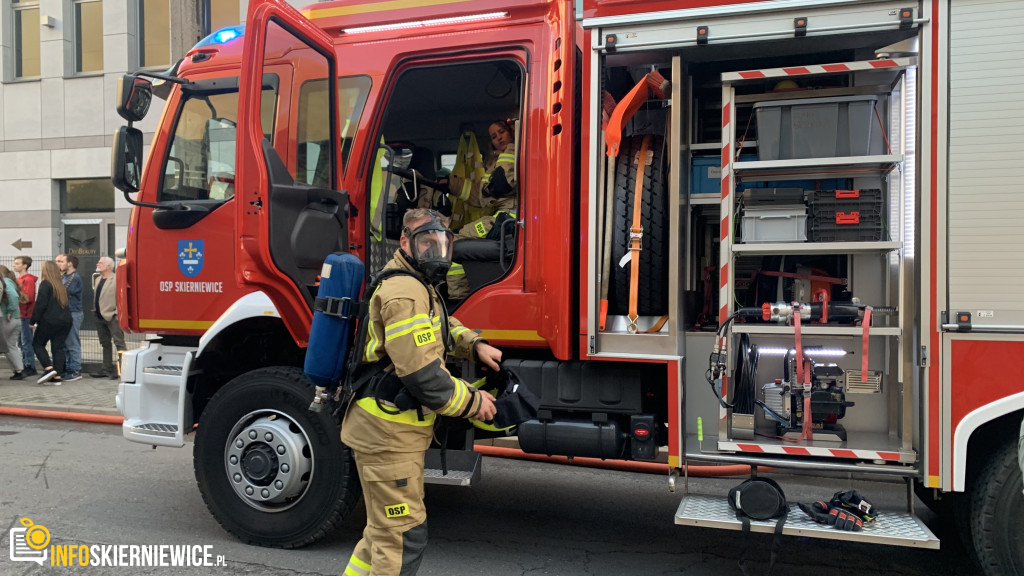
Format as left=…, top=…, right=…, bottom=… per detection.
left=56, top=254, right=83, bottom=381
left=12, top=256, right=37, bottom=377
left=0, top=265, right=26, bottom=379
left=31, top=261, right=72, bottom=385
left=91, top=257, right=125, bottom=379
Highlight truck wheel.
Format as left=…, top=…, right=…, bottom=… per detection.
left=193, top=366, right=360, bottom=548
left=970, top=442, right=1024, bottom=575
left=610, top=134, right=668, bottom=317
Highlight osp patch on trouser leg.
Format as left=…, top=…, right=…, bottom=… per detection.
left=354, top=453, right=428, bottom=576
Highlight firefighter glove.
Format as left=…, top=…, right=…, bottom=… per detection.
left=798, top=501, right=863, bottom=532
left=482, top=167, right=513, bottom=198
left=830, top=490, right=878, bottom=522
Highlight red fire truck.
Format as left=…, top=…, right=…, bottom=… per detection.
left=110, top=0, right=1024, bottom=573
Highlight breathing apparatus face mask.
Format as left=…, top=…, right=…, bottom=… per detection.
left=403, top=215, right=454, bottom=284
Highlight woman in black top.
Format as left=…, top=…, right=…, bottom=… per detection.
left=31, top=260, right=72, bottom=384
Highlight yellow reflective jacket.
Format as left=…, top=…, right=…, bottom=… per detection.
left=474, top=143, right=518, bottom=218
left=341, top=251, right=485, bottom=454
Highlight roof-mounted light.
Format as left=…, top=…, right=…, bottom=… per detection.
left=194, top=25, right=245, bottom=48
left=341, top=11, right=508, bottom=35
left=214, top=28, right=240, bottom=43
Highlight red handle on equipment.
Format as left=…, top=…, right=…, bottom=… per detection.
left=835, top=212, right=860, bottom=225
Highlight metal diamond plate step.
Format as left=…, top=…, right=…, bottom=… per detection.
left=129, top=423, right=178, bottom=437
left=423, top=448, right=481, bottom=487
left=675, top=494, right=939, bottom=549
left=144, top=365, right=183, bottom=376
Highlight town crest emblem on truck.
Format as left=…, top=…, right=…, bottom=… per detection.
left=177, top=240, right=204, bottom=277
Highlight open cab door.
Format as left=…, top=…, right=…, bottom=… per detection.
left=236, top=0, right=346, bottom=345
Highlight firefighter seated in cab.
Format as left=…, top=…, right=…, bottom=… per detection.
left=341, top=208, right=502, bottom=576
left=443, top=119, right=519, bottom=300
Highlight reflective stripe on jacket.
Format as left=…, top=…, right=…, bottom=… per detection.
left=342, top=251, right=485, bottom=454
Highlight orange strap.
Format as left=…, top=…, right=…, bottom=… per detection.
left=643, top=315, right=670, bottom=334
left=627, top=135, right=651, bottom=332
left=861, top=307, right=872, bottom=382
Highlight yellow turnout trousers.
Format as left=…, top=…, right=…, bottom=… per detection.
left=344, top=450, right=428, bottom=576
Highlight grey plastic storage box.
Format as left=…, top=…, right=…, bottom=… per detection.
left=754, top=95, right=877, bottom=161
left=740, top=205, right=808, bottom=243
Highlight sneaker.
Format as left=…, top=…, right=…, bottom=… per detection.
left=91, top=370, right=111, bottom=379
left=23, top=366, right=37, bottom=376
left=10, top=371, right=25, bottom=381
left=64, top=371, right=82, bottom=382
left=36, top=370, right=59, bottom=384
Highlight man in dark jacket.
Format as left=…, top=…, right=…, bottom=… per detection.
left=56, top=254, right=83, bottom=381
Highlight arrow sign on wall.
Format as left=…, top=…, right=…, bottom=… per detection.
left=11, top=238, right=33, bottom=251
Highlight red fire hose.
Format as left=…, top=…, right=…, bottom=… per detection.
left=0, top=406, right=124, bottom=425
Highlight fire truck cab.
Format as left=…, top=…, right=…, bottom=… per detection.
left=111, top=0, right=1024, bottom=573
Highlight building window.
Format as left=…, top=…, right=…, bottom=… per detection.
left=206, top=0, right=239, bottom=35
left=138, top=0, right=170, bottom=68
left=61, top=179, right=115, bottom=213
left=13, top=0, right=40, bottom=78
left=74, top=0, right=104, bottom=73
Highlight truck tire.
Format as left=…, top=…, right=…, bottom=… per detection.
left=610, top=134, right=668, bottom=317
left=970, top=441, right=1024, bottom=575
left=193, top=366, right=360, bottom=548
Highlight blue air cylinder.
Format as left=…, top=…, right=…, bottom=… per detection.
left=304, top=252, right=364, bottom=387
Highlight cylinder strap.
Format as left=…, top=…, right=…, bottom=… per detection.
left=627, top=135, right=651, bottom=333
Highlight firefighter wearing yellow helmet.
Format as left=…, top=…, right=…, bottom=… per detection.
left=341, top=208, right=501, bottom=576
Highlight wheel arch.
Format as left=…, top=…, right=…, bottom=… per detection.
left=953, top=391, right=1024, bottom=492
left=190, top=291, right=306, bottom=422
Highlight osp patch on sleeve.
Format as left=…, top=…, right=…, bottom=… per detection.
left=385, top=503, right=410, bottom=518
left=413, top=329, right=436, bottom=347
left=474, top=221, right=488, bottom=237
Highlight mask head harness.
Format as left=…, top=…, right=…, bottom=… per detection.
left=402, top=210, right=454, bottom=284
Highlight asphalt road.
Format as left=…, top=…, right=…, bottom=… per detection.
left=0, top=416, right=981, bottom=575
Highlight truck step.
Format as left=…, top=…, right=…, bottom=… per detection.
left=127, top=422, right=179, bottom=438
left=423, top=448, right=481, bottom=487
left=143, top=365, right=184, bottom=376
left=675, top=494, right=939, bottom=549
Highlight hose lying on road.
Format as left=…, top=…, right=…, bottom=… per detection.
left=0, top=407, right=123, bottom=425
left=0, top=408, right=761, bottom=478
left=474, top=444, right=757, bottom=477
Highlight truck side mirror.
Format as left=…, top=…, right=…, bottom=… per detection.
left=111, top=126, right=143, bottom=193
left=116, top=75, right=153, bottom=123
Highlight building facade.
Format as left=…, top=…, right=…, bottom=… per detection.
left=0, top=0, right=311, bottom=338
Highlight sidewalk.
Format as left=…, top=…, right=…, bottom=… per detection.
left=1, top=361, right=120, bottom=417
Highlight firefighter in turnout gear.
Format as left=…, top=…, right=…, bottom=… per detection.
left=341, top=208, right=501, bottom=576
left=447, top=120, right=519, bottom=300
